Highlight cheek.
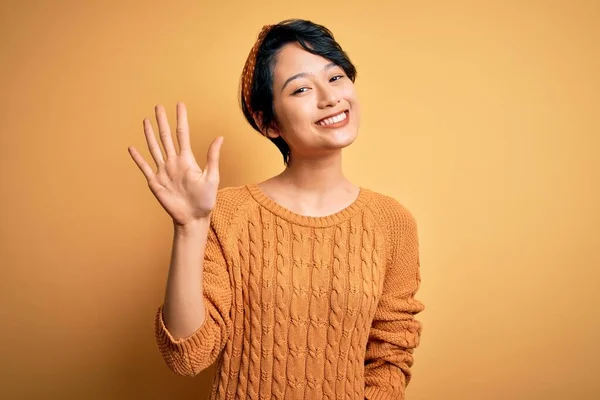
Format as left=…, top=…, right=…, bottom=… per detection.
left=273, top=101, right=311, bottom=140
left=342, top=85, right=358, bottom=104
left=283, top=100, right=314, bottom=126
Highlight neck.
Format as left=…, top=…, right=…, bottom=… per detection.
left=276, top=151, right=351, bottom=193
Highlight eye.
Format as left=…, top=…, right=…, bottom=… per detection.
left=330, top=74, right=345, bottom=82
left=292, top=87, right=309, bottom=95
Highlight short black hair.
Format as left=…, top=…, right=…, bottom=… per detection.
left=239, top=19, right=357, bottom=165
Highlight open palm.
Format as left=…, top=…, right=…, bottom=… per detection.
left=128, top=102, right=223, bottom=226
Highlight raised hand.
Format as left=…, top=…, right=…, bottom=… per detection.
left=128, top=102, right=224, bottom=227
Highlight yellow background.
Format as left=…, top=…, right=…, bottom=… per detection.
left=2, top=1, right=599, bottom=399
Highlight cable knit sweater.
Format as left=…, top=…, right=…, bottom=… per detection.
left=154, top=184, right=424, bottom=400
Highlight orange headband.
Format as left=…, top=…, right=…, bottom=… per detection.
left=241, top=24, right=273, bottom=116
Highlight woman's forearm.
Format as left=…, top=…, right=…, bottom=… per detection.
left=161, top=217, right=210, bottom=340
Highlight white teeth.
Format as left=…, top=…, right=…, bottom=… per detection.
left=318, top=111, right=347, bottom=126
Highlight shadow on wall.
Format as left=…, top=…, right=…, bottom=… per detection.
left=107, top=328, right=218, bottom=399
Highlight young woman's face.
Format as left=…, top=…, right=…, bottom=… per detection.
left=268, top=42, right=360, bottom=160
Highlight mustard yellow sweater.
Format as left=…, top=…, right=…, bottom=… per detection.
left=154, top=184, right=424, bottom=400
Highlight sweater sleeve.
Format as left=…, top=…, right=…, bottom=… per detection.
left=364, top=210, right=425, bottom=400
left=154, top=222, right=232, bottom=376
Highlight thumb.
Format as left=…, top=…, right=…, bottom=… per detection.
left=205, top=136, right=224, bottom=180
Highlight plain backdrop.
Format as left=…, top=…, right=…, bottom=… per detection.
left=1, top=0, right=599, bottom=399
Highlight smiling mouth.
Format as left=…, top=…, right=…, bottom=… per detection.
left=316, top=110, right=349, bottom=127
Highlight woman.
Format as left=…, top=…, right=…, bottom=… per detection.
left=128, top=19, right=424, bottom=400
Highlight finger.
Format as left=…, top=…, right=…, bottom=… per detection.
left=205, top=136, right=224, bottom=180
left=143, top=118, right=164, bottom=165
left=176, top=102, right=192, bottom=153
left=128, top=146, right=155, bottom=180
left=155, top=104, right=177, bottom=159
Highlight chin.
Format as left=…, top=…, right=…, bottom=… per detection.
left=326, top=125, right=359, bottom=149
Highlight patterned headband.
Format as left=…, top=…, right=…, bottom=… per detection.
left=241, top=24, right=273, bottom=116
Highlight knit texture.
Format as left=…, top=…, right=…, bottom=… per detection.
left=155, top=184, right=424, bottom=400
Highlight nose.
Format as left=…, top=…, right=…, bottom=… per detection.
left=317, top=84, right=340, bottom=109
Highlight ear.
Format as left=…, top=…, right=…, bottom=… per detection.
left=253, top=111, right=281, bottom=139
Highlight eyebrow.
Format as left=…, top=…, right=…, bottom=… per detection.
left=281, top=62, right=338, bottom=92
